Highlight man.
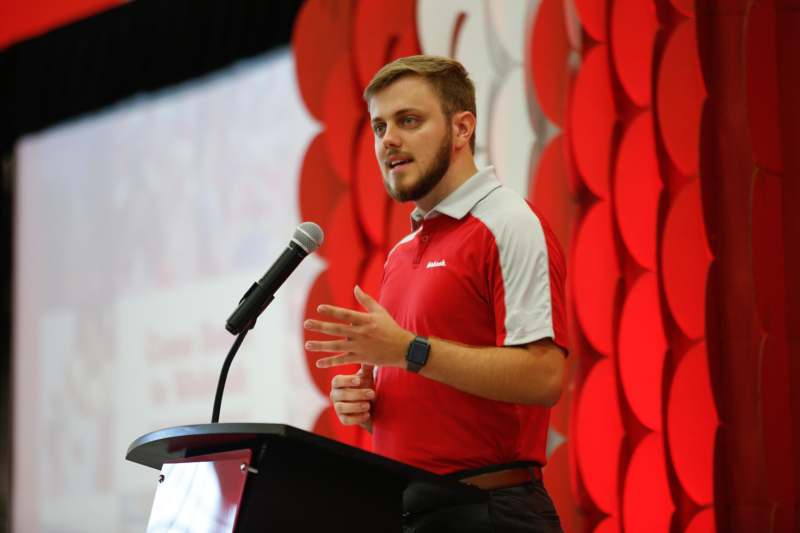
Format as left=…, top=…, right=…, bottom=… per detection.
left=304, top=55, right=567, bottom=532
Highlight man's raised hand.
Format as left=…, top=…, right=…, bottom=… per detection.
left=305, top=285, right=414, bottom=369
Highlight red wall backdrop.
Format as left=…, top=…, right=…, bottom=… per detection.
left=293, top=1, right=800, bottom=532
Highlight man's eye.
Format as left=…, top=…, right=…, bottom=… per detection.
left=402, top=116, right=418, bottom=126
left=373, top=123, right=386, bottom=136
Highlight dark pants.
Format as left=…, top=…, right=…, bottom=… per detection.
left=402, top=479, right=563, bottom=533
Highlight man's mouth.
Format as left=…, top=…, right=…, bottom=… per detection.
left=387, top=158, right=413, bottom=171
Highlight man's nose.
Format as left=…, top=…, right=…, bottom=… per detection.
left=381, top=124, right=401, bottom=149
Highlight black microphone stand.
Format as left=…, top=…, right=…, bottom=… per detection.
left=211, top=286, right=275, bottom=423
left=211, top=327, right=250, bottom=423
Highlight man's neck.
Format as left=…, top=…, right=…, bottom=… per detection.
left=415, top=152, right=479, bottom=213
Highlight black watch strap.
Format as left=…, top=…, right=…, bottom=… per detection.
left=406, top=336, right=431, bottom=373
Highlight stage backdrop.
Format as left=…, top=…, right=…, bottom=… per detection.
left=11, top=1, right=800, bottom=533
left=293, top=1, right=799, bottom=533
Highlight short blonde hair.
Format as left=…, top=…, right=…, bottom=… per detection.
left=364, top=55, right=476, bottom=151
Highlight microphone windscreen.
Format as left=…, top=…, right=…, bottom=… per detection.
left=292, top=221, right=324, bottom=253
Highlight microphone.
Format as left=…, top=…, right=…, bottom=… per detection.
left=225, top=221, right=324, bottom=334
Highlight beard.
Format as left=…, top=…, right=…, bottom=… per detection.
left=384, top=129, right=452, bottom=203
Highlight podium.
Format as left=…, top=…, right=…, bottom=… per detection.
left=126, top=423, right=483, bottom=532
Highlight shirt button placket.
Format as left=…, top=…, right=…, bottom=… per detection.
left=414, top=232, right=431, bottom=267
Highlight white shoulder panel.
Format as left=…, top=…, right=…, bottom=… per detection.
left=470, top=186, right=554, bottom=345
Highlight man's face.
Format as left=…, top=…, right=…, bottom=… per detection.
left=368, top=76, right=452, bottom=203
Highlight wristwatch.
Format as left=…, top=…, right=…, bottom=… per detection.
left=405, top=336, right=431, bottom=373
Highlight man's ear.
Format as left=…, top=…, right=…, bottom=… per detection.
left=452, top=111, right=476, bottom=150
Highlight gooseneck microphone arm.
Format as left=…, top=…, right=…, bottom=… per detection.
left=211, top=221, right=324, bottom=423
left=211, top=330, right=249, bottom=423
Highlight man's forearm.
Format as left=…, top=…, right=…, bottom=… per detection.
left=417, top=338, right=564, bottom=406
left=306, top=287, right=565, bottom=406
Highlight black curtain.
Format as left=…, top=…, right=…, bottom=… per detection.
left=0, top=0, right=304, bottom=152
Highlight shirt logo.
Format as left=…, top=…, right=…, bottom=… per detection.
left=426, top=259, right=447, bottom=269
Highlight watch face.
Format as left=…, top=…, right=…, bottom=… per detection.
left=408, top=338, right=430, bottom=365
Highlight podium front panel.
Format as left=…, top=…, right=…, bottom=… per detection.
left=146, top=449, right=252, bottom=533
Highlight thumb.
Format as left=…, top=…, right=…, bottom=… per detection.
left=354, top=285, right=381, bottom=312
left=357, top=364, right=375, bottom=384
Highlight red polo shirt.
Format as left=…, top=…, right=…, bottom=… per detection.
left=372, top=167, right=567, bottom=474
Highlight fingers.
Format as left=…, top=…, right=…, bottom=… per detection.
left=330, top=386, right=375, bottom=402
left=306, top=339, right=352, bottom=354
left=332, top=374, right=364, bottom=388
left=339, top=413, right=370, bottom=426
left=331, top=370, right=374, bottom=396
left=331, top=371, right=375, bottom=427
left=330, top=376, right=375, bottom=408
left=333, top=400, right=371, bottom=415
left=316, top=304, right=369, bottom=324
left=335, top=399, right=371, bottom=425
left=315, top=353, right=359, bottom=368
left=303, top=319, right=353, bottom=337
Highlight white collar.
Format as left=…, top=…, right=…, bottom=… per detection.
left=410, top=167, right=501, bottom=230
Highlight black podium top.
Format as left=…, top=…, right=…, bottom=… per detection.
left=126, top=423, right=481, bottom=496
